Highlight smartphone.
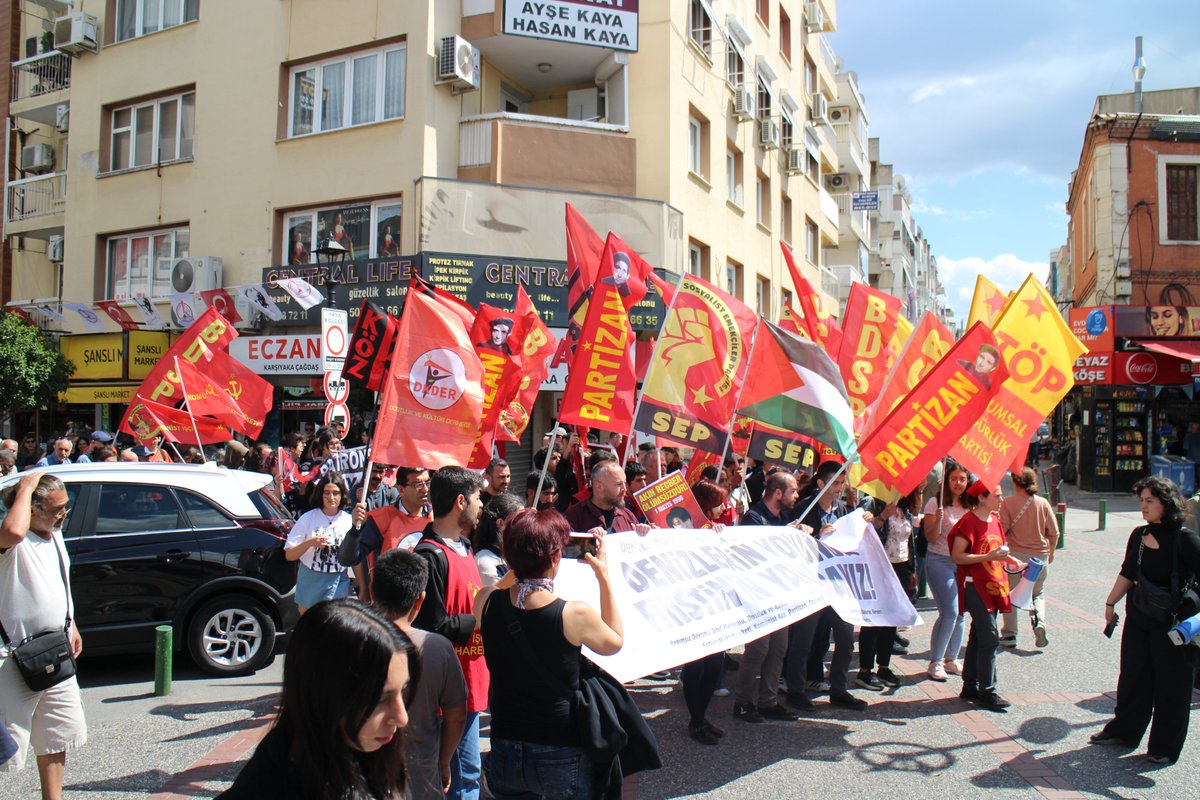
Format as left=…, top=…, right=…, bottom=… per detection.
left=1104, top=613, right=1119, bottom=639
left=562, top=533, right=600, bottom=560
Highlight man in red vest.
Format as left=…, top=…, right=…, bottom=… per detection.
left=413, top=466, right=488, bottom=800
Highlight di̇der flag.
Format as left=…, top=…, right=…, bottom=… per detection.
left=634, top=273, right=757, bottom=455
left=120, top=396, right=230, bottom=446
left=496, top=286, right=558, bottom=443
left=558, top=233, right=649, bottom=434
left=371, top=290, right=485, bottom=470
left=342, top=300, right=399, bottom=392
left=858, top=322, right=1009, bottom=496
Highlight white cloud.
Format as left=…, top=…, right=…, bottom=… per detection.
left=936, top=253, right=1050, bottom=323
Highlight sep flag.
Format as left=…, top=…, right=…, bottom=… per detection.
left=781, top=241, right=844, bottom=356
left=371, top=290, right=485, bottom=470
left=858, top=322, right=1009, bottom=496
left=558, top=234, right=649, bottom=434
left=966, top=274, right=1010, bottom=330
left=634, top=274, right=757, bottom=455
left=496, top=287, right=558, bottom=443
left=837, top=283, right=903, bottom=422
left=950, top=275, right=1087, bottom=486
left=119, top=396, right=229, bottom=446
left=864, top=311, right=954, bottom=436
left=738, top=320, right=858, bottom=460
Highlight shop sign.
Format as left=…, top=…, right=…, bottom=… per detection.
left=1113, top=305, right=1200, bottom=338
left=60, top=334, right=125, bottom=381
left=128, top=331, right=171, bottom=380
left=262, top=257, right=417, bottom=326
left=503, top=0, right=639, bottom=52
left=1069, top=306, right=1114, bottom=351
left=1072, top=352, right=1112, bottom=385
left=59, top=383, right=137, bottom=404
left=1116, top=352, right=1192, bottom=386
left=280, top=399, right=325, bottom=410
left=229, top=334, right=322, bottom=375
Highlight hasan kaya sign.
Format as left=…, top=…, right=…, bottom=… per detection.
left=503, top=0, right=639, bottom=52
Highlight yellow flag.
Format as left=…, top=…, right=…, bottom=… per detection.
left=966, top=275, right=1009, bottom=330
left=885, top=314, right=914, bottom=371
left=850, top=461, right=902, bottom=504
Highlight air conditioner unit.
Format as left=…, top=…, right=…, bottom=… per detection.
left=436, top=35, right=480, bottom=92
left=812, top=94, right=829, bottom=124
left=48, top=235, right=64, bottom=264
left=52, top=12, right=98, bottom=55
left=55, top=104, right=69, bottom=133
left=733, top=87, right=756, bottom=121
left=20, top=143, right=55, bottom=173
left=829, top=105, right=851, bottom=123
left=786, top=147, right=804, bottom=174
left=168, top=256, right=223, bottom=295
left=826, top=173, right=850, bottom=190
left=759, top=120, right=779, bottom=149
left=805, top=2, right=825, bottom=31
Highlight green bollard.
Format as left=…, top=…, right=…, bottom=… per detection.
left=1098, top=498, right=1107, bottom=531
left=1056, top=502, right=1067, bottom=550
left=154, top=625, right=173, bottom=697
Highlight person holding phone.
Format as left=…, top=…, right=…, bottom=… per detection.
left=285, top=471, right=354, bottom=614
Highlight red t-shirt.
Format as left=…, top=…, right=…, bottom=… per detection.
left=948, top=512, right=1012, bottom=613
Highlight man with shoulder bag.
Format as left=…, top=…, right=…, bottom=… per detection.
left=0, top=472, right=86, bottom=798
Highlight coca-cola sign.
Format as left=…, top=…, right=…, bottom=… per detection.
left=1124, top=352, right=1158, bottom=384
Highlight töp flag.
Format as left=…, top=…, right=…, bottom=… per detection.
left=137, top=306, right=239, bottom=408
left=558, top=233, right=649, bottom=434
left=371, top=289, right=485, bottom=470
left=119, top=396, right=230, bottom=446
left=950, top=274, right=1087, bottom=487
left=858, top=322, right=1009, bottom=497
left=836, top=282, right=903, bottom=423
left=737, top=320, right=858, bottom=460
left=966, top=274, right=1010, bottom=330
left=781, top=241, right=843, bottom=357
left=634, top=273, right=757, bottom=455
left=496, top=286, right=558, bottom=443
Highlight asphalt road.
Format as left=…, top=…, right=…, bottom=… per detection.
left=4, top=489, right=1198, bottom=799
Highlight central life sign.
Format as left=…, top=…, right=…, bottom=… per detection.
left=503, top=0, right=639, bottom=52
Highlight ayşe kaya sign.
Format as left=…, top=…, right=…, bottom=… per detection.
left=504, top=0, right=639, bottom=52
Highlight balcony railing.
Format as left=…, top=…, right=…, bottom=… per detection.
left=834, top=193, right=869, bottom=242
left=11, top=50, right=71, bottom=103
left=818, top=33, right=838, bottom=78
left=7, top=172, right=67, bottom=224
left=819, top=186, right=839, bottom=228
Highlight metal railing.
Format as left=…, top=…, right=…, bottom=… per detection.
left=11, top=50, right=72, bottom=102
left=7, top=172, right=67, bottom=223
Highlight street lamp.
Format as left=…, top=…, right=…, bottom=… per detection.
left=315, top=237, right=348, bottom=308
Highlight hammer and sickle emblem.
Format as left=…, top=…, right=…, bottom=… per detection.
left=227, top=381, right=243, bottom=401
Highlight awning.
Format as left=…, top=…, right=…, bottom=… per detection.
left=59, top=383, right=138, bottom=404
left=1132, top=339, right=1200, bottom=362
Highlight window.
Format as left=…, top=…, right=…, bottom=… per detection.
left=688, top=0, right=713, bottom=58
left=779, top=7, right=791, bottom=62
left=781, top=193, right=793, bottom=244
left=781, top=111, right=794, bottom=148
left=782, top=288, right=793, bottom=311
left=1165, top=164, right=1198, bottom=241
left=289, top=43, right=407, bottom=137
left=757, top=276, right=771, bottom=317
left=178, top=491, right=231, bottom=528
left=757, top=171, right=771, bottom=228
left=756, top=76, right=773, bottom=121
left=96, top=485, right=184, bottom=534
left=727, top=144, right=743, bottom=206
left=114, top=0, right=198, bottom=43
left=284, top=198, right=402, bottom=265
left=757, top=0, right=770, bottom=28
left=727, top=42, right=745, bottom=88
left=805, top=56, right=817, bottom=96
left=805, top=218, right=819, bottom=264
left=807, top=151, right=819, bottom=182
left=688, top=110, right=709, bottom=179
left=727, top=258, right=743, bottom=298
left=688, top=239, right=710, bottom=278
left=109, top=91, right=194, bottom=171
left=107, top=225, right=189, bottom=300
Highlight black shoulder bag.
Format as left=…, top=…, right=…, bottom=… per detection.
left=1128, top=532, right=1200, bottom=626
left=0, top=536, right=77, bottom=691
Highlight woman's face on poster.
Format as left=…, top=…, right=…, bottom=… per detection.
left=1148, top=306, right=1184, bottom=336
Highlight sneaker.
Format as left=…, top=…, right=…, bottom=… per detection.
left=891, top=642, right=910, bottom=655
left=688, top=722, right=721, bottom=745
left=829, top=690, right=868, bottom=710
left=895, top=635, right=911, bottom=647
left=733, top=703, right=764, bottom=723
left=943, top=659, right=964, bottom=676
left=999, top=636, right=1017, bottom=648
left=758, top=703, right=799, bottom=721
left=960, top=685, right=981, bottom=701
left=712, top=687, right=731, bottom=698
left=783, top=690, right=815, bottom=710
left=976, top=691, right=1011, bottom=712
left=876, top=668, right=901, bottom=688
left=703, top=720, right=726, bottom=738
left=1033, top=623, right=1049, bottom=649
left=927, top=661, right=948, bottom=682
left=806, top=680, right=831, bottom=693
left=855, top=672, right=885, bottom=692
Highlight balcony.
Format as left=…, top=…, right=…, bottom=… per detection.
left=831, top=121, right=868, bottom=178
left=10, top=50, right=71, bottom=124
left=5, top=172, right=66, bottom=237
left=819, top=185, right=840, bottom=230
left=458, top=113, right=635, bottom=196
left=833, top=193, right=869, bottom=244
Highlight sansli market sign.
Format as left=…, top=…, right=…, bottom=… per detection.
left=504, top=0, right=639, bottom=52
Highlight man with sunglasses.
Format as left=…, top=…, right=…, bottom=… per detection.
left=347, top=467, right=433, bottom=600
left=0, top=472, right=86, bottom=797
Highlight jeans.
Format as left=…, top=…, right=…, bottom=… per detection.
left=925, top=552, right=965, bottom=663
left=488, top=738, right=593, bottom=800
left=448, top=711, right=481, bottom=800
left=961, top=584, right=999, bottom=692
left=734, top=627, right=788, bottom=707
left=1000, top=549, right=1049, bottom=639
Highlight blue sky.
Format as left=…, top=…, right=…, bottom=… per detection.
left=831, top=1, right=1200, bottom=324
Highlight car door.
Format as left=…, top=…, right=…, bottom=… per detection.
left=66, top=482, right=206, bottom=649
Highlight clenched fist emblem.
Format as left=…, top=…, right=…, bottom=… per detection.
left=653, top=307, right=715, bottom=407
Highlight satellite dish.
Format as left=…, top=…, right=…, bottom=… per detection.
left=171, top=258, right=194, bottom=293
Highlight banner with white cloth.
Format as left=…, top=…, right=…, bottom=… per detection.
left=317, top=445, right=369, bottom=497
left=555, top=510, right=919, bottom=683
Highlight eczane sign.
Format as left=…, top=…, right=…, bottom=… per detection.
left=504, top=0, right=639, bottom=52
left=229, top=334, right=322, bottom=375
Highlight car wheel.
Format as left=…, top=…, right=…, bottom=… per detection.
left=187, top=594, right=277, bottom=676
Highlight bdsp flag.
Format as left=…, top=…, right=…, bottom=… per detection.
left=558, top=234, right=649, bottom=434
left=496, top=286, right=558, bottom=443
left=858, top=322, right=1009, bottom=496
left=119, top=396, right=229, bottom=445
left=634, top=273, right=757, bottom=455
left=137, top=306, right=239, bottom=408
left=837, top=283, right=903, bottom=421
left=371, top=290, right=485, bottom=470
left=175, top=352, right=270, bottom=440
left=781, top=241, right=843, bottom=356
left=97, top=301, right=140, bottom=332
left=950, top=275, right=1086, bottom=487
left=342, top=300, right=398, bottom=392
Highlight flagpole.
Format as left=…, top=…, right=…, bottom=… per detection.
left=626, top=269, right=689, bottom=449
left=532, top=425, right=562, bottom=509
left=716, top=315, right=763, bottom=471
left=166, top=440, right=186, bottom=463
left=173, top=356, right=206, bottom=458
left=792, top=459, right=852, bottom=530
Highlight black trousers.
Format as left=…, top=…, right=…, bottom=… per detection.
left=786, top=606, right=853, bottom=693
left=858, top=626, right=897, bottom=672
left=1100, top=608, right=1197, bottom=761
left=961, top=584, right=1000, bottom=692
left=680, top=652, right=725, bottom=725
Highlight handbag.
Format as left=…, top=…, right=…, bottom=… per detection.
left=0, top=535, right=77, bottom=692
left=1128, top=534, right=1198, bottom=626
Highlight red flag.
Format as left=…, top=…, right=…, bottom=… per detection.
left=197, top=288, right=243, bottom=325
left=780, top=241, right=843, bottom=356
left=342, top=300, right=399, bottom=392
left=138, top=306, right=239, bottom=408
left=558, top=234, right=649, bottom=434
left=746, top=421, right=822, bottom=472
left=647, top=270, right=676, bottom=308
left=97, top=301, right=140, bottom=332
left=409, top=274, right=475, bottom=329
left=864, top=311, right=954, bottom=437
left=837, top=283, right=904, bottom=421
left=190, top=347, right=273, bottom=433
left=176, top=355, right=268, bottom=440
left=685, top=449, right=722, bottom=485
left=371, top=290, right=485, bottom=469
left=552, top=204, right=606, bottom=368
left=496, top=287, right=558, bottom=443
left=119, top=396, right=229, bottom=445
left=467, top=304, right=522, bottom=468
left=857, top=323, right=1009, bottom=496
